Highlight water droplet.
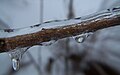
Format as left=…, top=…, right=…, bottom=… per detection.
left=12, top=58, right=20, bottom=71
left=74, top=35, right=85, bottom=43
left=73, top=32, right=93, bottom=43
left=8, top=47, right=30, bottom=71
left=39, top=40, right=56, bottom=46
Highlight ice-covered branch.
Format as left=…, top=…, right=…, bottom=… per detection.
left=0, top=7, right=120, bottom=53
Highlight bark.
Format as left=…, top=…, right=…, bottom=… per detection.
left=0, top=14, right=120, bottom=53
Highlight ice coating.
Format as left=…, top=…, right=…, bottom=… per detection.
left=0, top=7, right=120, bottom=38
left=11, top=58, right=20, bottom=71
left=8, top=47, right=30, bottom=71
left=73, top=32, right=93, bottom=43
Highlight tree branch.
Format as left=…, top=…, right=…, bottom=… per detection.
left=0, top=9, right=120, bottom=53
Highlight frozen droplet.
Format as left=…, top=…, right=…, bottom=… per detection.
left=74, top=35, right=85, bottom=43
left=12, top=58, right=20, bottom=71
left=39, top=40, right=56, bottom=46
left=8, top=47, right=30, bottom=71
left=73, top=32, right=93, bottom=43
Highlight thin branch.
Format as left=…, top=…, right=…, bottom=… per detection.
left=27, top=51, right=40, bottom=72
left=0, top=8, right=120, bottom=53
left=92, top=63, right=108, bottom=75
left=38, top=0, right=44, bottom=75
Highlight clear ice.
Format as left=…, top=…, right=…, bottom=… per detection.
left=0, top=7, right=119, bottom=38
left=39, top=40, right=56, bottom=46
left=73, top=32, right=93, bottom=43
left=11, top=58, right=20, bottom=71
left=8, top=47, right=30, bottom=71
left=0, top=6, right=119, bottom=71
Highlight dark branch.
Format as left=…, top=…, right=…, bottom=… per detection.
left=0, top=14, right=120, bottom=53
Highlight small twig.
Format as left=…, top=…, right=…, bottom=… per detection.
left=0, top=10, right=120, bottom=53
left=92, top=63, right=108, bottom=75
left=27, top=51, right=40, bottom=72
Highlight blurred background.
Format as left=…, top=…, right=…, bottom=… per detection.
left=0, top=0, right=120, bottom=75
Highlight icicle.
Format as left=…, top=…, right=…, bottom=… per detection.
left=73, top=32, right=93, bottom=43
left=8, top=47, right=29, bottom=71
left=11, top=58, right=20, bottom=71
left=39, top=40, right=56, bottom=46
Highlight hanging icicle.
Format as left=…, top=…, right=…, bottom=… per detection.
left=8, top=47, right=30, bottom=71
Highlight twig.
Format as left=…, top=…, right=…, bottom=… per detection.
left=0, top=9, right=120, bottom=53
left=92, top=63, right=108, bottom=75
left=38, top=0, right=44, bottom=75
left=27, top=51, right=40, bottom=72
